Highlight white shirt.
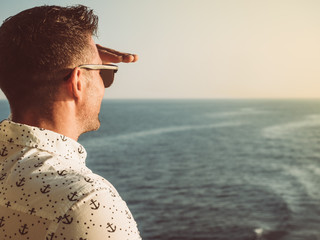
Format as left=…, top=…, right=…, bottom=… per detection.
left=0, top=120, right=141, bottom=240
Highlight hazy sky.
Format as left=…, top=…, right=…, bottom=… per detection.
left=1, top=0, right=320, bottom=99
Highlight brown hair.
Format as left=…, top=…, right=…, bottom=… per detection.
left=0, top=5, right=98, bottom=110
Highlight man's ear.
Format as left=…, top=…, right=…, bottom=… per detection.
left=68, top=67, right=84, bottom=100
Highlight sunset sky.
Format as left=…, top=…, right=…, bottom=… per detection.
left=1, top=0, right=320, bottom=99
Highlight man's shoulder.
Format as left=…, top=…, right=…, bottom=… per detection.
left=2, top=148, right=116, bottom=218
left=28, top=156, right=117, bottom=202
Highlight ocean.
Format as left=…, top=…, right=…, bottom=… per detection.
left=1, top=99, right=320, bottom=240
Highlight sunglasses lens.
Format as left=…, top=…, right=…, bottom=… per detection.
left=100, top=70, right=115, bottom=88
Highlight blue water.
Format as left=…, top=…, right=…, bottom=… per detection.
left=1, top=99, right=320, bottom=240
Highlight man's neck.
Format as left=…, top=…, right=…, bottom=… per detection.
left=11, top=103, right=81, bottom=141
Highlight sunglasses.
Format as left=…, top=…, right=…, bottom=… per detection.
left=64, top=64, right=118, bottom=88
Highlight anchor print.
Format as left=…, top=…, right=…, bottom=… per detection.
left=16, top=177, right=26, bottom=187
left=109, top=189, right=116, bottom=197
left=40, top=184, right=51, bottom=194
left=5, top=201, right=11, bottom=208
left=34, top=162, right=43, bottom=168
left=0, top=146, right=8, bottom=157
left=90, top=199, right=100, bottom=210
left=0, top=216, right=5, bottom=227
left=29, top=208, right=36, bottom=215
left=67, top=192, right=78, bottom=202
left=60, top=135, right=67, bottom=141
left=19, top=224, right=29, bottom=235
left=56, top=214, right=73, bottom=224
left=8, top=138, right=14, bottom=143
left=106, top=223, right=116, bottom=233
left=84, top=177, right=94, bottom=183
left=57, top=170, right=67, bottom=176
left=78, top=146, right=84, bottom=154
left=125, top=210, right=132, bottom=220
left=46, top=233, right=55, bottom=240
left=0, top=173, right=7, bottom=181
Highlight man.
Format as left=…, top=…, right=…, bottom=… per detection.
left=0, top=5, right=141, bottom=240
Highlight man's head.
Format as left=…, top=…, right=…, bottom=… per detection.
left=0, top=5, right=99, bottom=113
left=0, top=5, right=104, bottom=134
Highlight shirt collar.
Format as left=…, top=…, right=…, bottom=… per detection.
left=0, top=119, right=87, bottom=164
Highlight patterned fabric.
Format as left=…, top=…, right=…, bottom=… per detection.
left=0, top=120, right=141, bottom=240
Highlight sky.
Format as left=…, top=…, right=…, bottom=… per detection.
left=1, top=0, right=320, bottom=99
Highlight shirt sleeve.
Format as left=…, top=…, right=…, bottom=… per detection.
left=53, top=189, right=141, bottom=240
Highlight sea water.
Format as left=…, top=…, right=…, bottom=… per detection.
left=1, top=99, right=320, bottom=240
